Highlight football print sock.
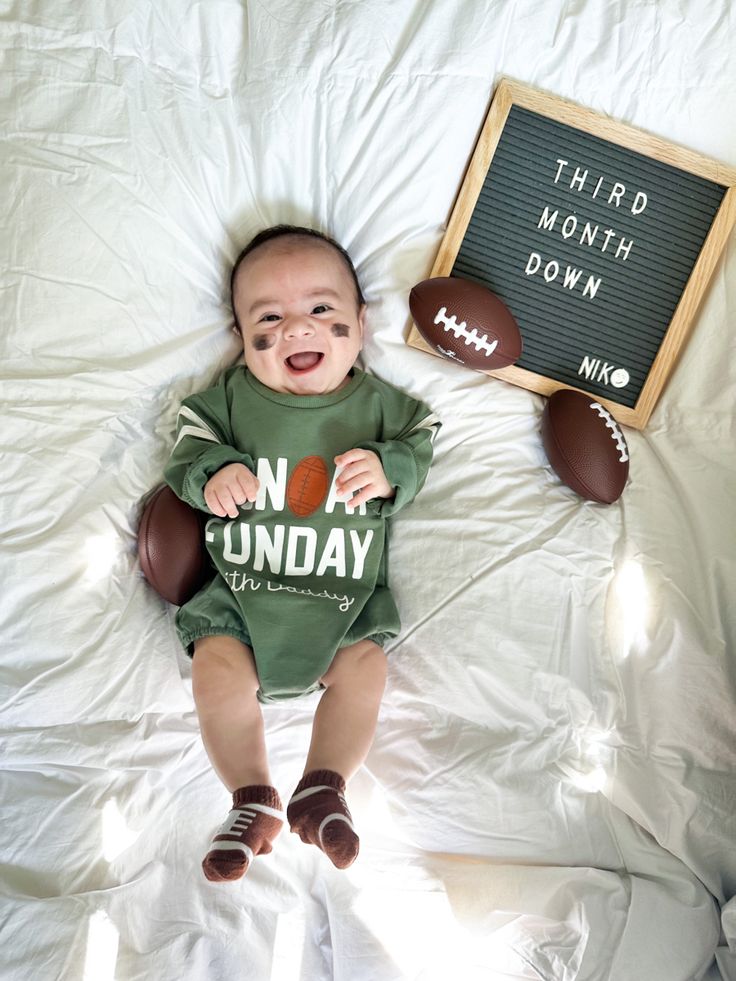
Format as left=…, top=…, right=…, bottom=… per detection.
left=286, top=769, right=359, bottom=869
left=202, top=785, right=284, bottom=882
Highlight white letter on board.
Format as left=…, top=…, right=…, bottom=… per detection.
left=608, top=182, right=626, bottom=206
left=600, top=229, right=616, bottom=252
left=581, top=222, right=599, bottom=247
left=538, top=207, right=558, bottom=231
left=563, top=266, right=583, bottom=290
left=616, top=238, right=634, bottom=261
left=561, top=215, right=578, bottom=239
left=583, top=276, right=602, bottom=299
left=579, top=356, right=598, bottom=379
left=570, top=167, right=588, bottom=191
left=554, top=159, right=568, bottom=183
left=525, top=252, right=541, bottom=275
left=631, top=191, right=648, bottom=215
left=544, top=260, right=560, bottom=282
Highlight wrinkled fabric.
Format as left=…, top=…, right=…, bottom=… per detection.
left=1, top=1, right=734, bottom=979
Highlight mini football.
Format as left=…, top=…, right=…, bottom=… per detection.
left=541, top=389, right=630, bottom=504
left=287, top=455, right=330, bottom=517
left=409, top=276, right=522, bottom=370
left=138, top=484, right=209, bottom=605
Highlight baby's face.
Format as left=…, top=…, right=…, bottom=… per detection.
left=233, top=241, right=366, bottom=396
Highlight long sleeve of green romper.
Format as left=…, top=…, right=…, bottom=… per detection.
left=164, top=365, right=439, bottom=701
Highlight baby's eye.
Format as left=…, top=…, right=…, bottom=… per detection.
left=312, top=304, right=331, bottom=315
left=259, top=314, right=281, bottom=323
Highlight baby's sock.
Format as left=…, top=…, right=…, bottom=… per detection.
left=286, top=769, right=359, bottom=869
left=202, top=785, right=284, bottom=882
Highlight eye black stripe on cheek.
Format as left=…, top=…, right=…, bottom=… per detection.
left=331, top=323, right=351, bottom=337
left=252, top=334, right=276, bottom=351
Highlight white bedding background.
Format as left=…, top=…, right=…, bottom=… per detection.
left=2, top=2, right=735, bottom=979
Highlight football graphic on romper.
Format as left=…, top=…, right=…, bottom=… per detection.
left=287, top=455, right=331, bottom=517
left=409, top=276, right=523, bottom=370
left=541, top=388, right=630, bottom=504
left=138, top=484, right=209, bottom=605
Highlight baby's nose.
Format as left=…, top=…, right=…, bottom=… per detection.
left=284, top=316, right=316, bottom=338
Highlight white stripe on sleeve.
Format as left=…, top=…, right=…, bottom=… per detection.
left=173, top=406, right=221, bottom=448
left=410, top=412, right=441, bottom=443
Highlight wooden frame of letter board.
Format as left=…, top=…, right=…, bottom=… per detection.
left=406, top=79, right=736, bottom=429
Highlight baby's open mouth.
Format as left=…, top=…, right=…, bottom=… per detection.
left=285, top=352, right=324, bottom=372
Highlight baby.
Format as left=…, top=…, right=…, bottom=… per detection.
left=165, top=225, right=439, bottom=881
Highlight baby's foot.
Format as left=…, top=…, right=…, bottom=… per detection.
left=202, top=785, right=283, bottom=882
left=287, top=769, right=359, bottom=869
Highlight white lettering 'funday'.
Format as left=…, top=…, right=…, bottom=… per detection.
left=221, top=522, right=374, bottom=579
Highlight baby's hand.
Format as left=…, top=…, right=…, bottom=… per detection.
left=204, top=463, right=260, bottom=518
left=334, top=449, right=395, bottom=509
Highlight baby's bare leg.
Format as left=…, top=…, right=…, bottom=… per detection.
left=306, top=639, right=388, bottom=779
left=192, top=636, right=283, bottom=881
left=287, top=640, right=387, bottom=869
left=192, top=635, right=270, bottom=790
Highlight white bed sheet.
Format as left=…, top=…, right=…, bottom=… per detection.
left=1, top=2, right=734, bottom=979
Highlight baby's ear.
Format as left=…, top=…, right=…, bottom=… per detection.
left=357, top=303, right=367, bottom=341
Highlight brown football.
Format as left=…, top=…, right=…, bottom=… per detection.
left=541, top=389, right=630, bottom=504
left=409, top=276, right=522, bottom=370
left=138, top=484, right=209, bottom=605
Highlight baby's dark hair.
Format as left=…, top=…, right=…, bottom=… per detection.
left=230, top=224, right=365, bottom=333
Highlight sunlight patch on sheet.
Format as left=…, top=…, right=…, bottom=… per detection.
left=102, top=798, right=141, bottom=861
left=566, top=762, right=608, bottom=794
left=607, top=558, right=650, bottom=659
left=83, top=911, right=119, bottom=981
left=560, top=725, right=616, bottom=794
left=270, top=906, right=305, bottom=981
left=82, top=532, right=120, bottom=585
left=363, top=780, right=407, bottom=839
left=564, top=761, right=608, bottom=794
left=351, top=885, right=543, bottom=980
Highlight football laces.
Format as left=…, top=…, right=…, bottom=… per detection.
left=434, top=307, right=498, bottom=357
left=590, top=402, right=629, bottom=463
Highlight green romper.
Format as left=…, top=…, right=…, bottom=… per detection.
left=164, top=365, right=438, bottom=702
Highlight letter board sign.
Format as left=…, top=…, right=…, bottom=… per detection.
left=406, top=79, right=736, bottom=428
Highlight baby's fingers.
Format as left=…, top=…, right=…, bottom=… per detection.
left=215, top=486, right=240, bottom=518
left=204, top=485, right=227, bottom=517
left=337, top=468, right=372, bottom=498
left=237, top=471, right=260, bottom=503
left=346, top=483, right=377, bottom=509
left=336, top=460, right=367, bottom=487
left=334, top=449, right=367, bottom=470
